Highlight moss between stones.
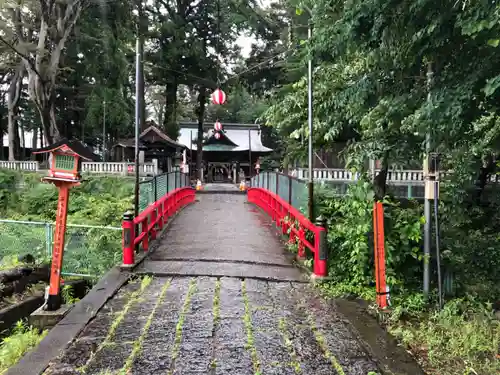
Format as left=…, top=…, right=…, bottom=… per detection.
left=241, top=280, right=261, bottom=375
left=120, top=278, right=172, bottom=373
left=304, top=308, right=346, bottom=375
left=278, top=317, right=302, bottom=373
left=77, top=276, right=153, bottom=373
left=167, top=277, right=197, bottom=375
left=209, top=278, right=221, bottom=371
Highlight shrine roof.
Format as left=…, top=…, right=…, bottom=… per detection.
left=140, top=125, right=186, bottom=149
left=33, top=138, right=100, bottom=161
left=178, top=122, right=272, bottom=153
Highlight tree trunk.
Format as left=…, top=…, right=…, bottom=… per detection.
left=195, top=88, right=207, bottom=181
left=7, top=64, right=24, bottom=161
left=473, top=155, right=495, bottom=204
left=163, top=79, right=179, bottom=140
left=374, top=152, right=389, bottom=200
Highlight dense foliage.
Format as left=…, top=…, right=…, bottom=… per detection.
left=258, top=2, right=500, bottom=371
left=0, top=170, right=132, bottom=276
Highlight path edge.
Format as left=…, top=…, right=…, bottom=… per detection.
left=7, top=201, right=196, bottom=375
left=5, top=266, right=130, bottom=375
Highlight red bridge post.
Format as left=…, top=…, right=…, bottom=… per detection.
left=313, top=216, right=328, bottom=278
left=373, top=202, right=388, bottom=309
left=122, top=211, right=135, bottom=266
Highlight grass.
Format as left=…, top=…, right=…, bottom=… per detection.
left=319, top=280, right=500, bottom=375
left=0, top=321, right=47, bottom=374
left=388, top=298, right=500, bottom=375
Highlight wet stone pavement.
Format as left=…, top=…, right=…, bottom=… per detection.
left=42, top=191, right=383, bottom=374
left=43, top=277, right=381, bottom=375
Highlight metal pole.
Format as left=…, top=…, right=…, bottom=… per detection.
left=307, top=23, right=314, bottom=221
left=423, top=62, right=433, bottom=297
left=102, top=100, right=106, bottom=162
left=134, top=37, right=140, bottom=218
left=248, top=129, right=252, bottom=179
left=190, top=130, right=193, bottom=180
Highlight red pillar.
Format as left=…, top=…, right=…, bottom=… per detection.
left=122, top=211, right=135, bottom=266
left=47, top=181, right=78, bottom=311
left=373, top=202, right=388, bottom=309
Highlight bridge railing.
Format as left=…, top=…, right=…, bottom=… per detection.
left=122, top=186, right=196, bottom=266
left=139, top=171, right=191, bottom=211
left=247, top=186, right=328, bottom=278
left=251, top=172, right=308, bottom=211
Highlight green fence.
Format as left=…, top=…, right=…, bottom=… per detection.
left=251, top=172, right=308, bottom=212
left=139, top=171, right=190, bottom=212
left=0, top=219, right=122, bottom=278
left=251, top=171, right=426, bottom=211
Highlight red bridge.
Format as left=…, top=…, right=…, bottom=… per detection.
left=8, top=182, right=423, bottom=375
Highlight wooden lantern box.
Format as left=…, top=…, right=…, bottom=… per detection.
left=33, top=139, right=100, bottom=182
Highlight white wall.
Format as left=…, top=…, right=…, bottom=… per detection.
left=2, top=129, right=43, bottom=149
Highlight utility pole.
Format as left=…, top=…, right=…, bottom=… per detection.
left=307, top=22, right=314, bottom=222
left=134, top=37, right=140, bottom=218
left=102, top=100, right=106, bottom=162
left=423, top=62, right=434, bottom=297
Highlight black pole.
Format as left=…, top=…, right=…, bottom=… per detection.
left=153, top=176, right=157, bottom=202
left=133, top=37, right=140, bottom=218
left=248, top=129, right=252, bottom=179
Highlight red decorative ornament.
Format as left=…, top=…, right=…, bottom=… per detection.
left=214, top=121, right=223, bottom=131
left=211, top=88, right=226, bottom=105
left=214, top=132, right=221, bottom=139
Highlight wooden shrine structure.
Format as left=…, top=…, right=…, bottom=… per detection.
left=177, top=122, right=273, bottom=183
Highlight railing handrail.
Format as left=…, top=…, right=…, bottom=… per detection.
left=247, top=186, right=328, bottom=278
left=122, top=186, right=196, bottom=266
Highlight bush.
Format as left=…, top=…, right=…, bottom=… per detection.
left=0, top=321, right=47, bottom=373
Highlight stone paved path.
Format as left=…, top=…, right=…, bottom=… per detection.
left=44, top=276, right=381, bottom=375
left=42, top=191, right=384, bottom=375
left=136, top=194, right=303, bottom=281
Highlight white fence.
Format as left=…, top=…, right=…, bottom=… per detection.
left=294, top=168, right=425, bottom=183
left=0, top=160, right=159, bottom=176
left=82, top=161, right=158, bottom=176
left=0, top=160, right=39, bottom=171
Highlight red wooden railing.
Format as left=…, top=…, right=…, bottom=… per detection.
left=247, top=187, right=328, bottom=278
left=122, top=187, right=196, bottom=265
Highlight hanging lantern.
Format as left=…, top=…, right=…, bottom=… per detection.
left=211, top=88, right=226, bottom=105
left=214, top=132, right=221, bottom=139
left=214, top=121, right=223, bottom=131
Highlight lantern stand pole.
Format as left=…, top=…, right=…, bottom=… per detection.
left=46, top=179, right=80, bottom=311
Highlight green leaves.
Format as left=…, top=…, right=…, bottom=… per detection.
left=487, top=38, right=500, bottom=47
